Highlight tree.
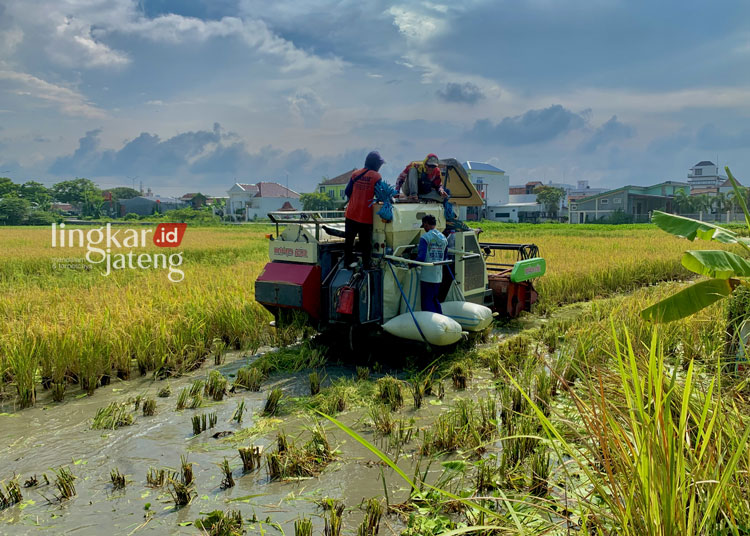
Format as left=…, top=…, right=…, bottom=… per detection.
left=713, top=192, right=731, bottom=219
left=642, top=166, right=750, bottom=323
left=673, top=189, right=694, bottom=214
left=104, top=187, right=141, bottom=201
left=19, top=181, right=51, bottom=209
left=51, top=178, right=101, bottom=205
left=301, top=192, right=338, bottom=211
left=534, top=186, right=565, bottom=218
left=0, top=198, right=30, bottom=225
left=0, top=177, right=18, bottom=198
left=692, top=194, right=712, bottom=215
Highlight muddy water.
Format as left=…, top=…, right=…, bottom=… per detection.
left=0, top=341, right=513, bottom=536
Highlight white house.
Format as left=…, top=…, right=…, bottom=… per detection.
left=227, top=182, right=301, bottom=221
left=462, top=161, right=509, bottom=220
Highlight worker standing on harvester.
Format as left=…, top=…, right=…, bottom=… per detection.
left=416, top=214, right=448, bottom=314
left=344, top=150, right=385, bottom=269
left=395, top=154, right=448, bottom=202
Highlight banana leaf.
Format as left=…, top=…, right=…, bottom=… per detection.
left=682, top=250, right=750, bottom=279
left=651, top=211, right=744, bottom=245
left=641, top=278, right=738, bottom=323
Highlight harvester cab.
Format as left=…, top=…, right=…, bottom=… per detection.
left=255, top=159, right=546, bottom=349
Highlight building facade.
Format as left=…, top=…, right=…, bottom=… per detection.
left=227, top=182, right=301, bottom=221
left=462, top=161, right=509, bottom=220
left=118, top=195, right=187, bottom=216
left=569, top=181, right=689, bottom=224
left=317, top=169, right=355, bottom=207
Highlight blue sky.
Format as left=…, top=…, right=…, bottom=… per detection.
left=1, top=0, right=749, bottom=196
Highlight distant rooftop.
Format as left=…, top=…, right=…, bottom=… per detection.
left=694, top=161, right=715, bottom=167
left=464, top=161, right=505, bottom=173
left=320, top=169, right=356, bottom=186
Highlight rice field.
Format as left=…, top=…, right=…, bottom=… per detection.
left=1, top=222, right=749, bottom=534
left=0, top=223, right=732, bottom=407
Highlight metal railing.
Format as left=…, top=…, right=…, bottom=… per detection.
left=267, top=210, right=345, bottom=240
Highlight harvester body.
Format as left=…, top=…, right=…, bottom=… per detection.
left=254, top=159, right=544, bottom=347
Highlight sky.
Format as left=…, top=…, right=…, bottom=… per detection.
left=1, top=0, right=749, bottom=197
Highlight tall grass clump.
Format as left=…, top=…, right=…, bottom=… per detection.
left=92, top=402, right=134, bottom=430
left=235, top=366, right=264, bottom=391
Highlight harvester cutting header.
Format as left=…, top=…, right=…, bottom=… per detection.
left=255, top=157, right=545, bottom=350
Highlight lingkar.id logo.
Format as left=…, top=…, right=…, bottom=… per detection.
left=51, top=223, right=187, bottom=282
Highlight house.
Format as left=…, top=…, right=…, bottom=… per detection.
left=569, top=181, right=689, bottom=224
left=179, top=193, right=207, bottom=208
left=462, top=161, right=509, bottom=220
left=226, top=181, right=301, bottom=221
left=567, top=180, right=608, bottom=203
left=118, top=195, right=187, bottom=217
left=687, top=161, right=727, bottom=190
left=316, top=170, right=355, bottom=207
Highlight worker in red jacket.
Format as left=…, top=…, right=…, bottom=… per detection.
left=343, top=151, right=384, bottom=269
left=395, top=153, right=448, bottom=202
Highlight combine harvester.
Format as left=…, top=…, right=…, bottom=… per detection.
left=255, top=159, right=545, bottom=352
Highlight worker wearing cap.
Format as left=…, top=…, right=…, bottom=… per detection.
left=416, top=214, right=448, bottom=314
left=344, top=150, right=385, bottom=269
left=395, top=154, right=448, bottom=202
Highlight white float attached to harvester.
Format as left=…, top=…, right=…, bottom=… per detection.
left=255, top=159, right=546, bottom=350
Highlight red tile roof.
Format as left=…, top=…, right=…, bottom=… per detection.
left=320, top=169, right=356, bottom=186
left=255, top=182, right=300, bottom=198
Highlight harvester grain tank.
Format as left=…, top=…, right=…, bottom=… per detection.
left=255, top=159, right=545, bottom=348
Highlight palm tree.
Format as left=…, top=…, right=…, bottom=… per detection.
left=692, top=194, right=712, bottom=218
left=672, top=189, right=693, bottom=215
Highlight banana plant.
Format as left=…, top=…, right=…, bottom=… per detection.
left=642, top=167, right=750, bottom=322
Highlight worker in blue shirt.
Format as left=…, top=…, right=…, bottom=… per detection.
left=416, top=214, right=448, bottom=314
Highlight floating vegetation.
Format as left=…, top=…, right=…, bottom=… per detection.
left=219, top=458, right=235, bottom=489
left=0, top=478, right=22, bottom=509
left=23, top=475, right=38, bottom=488
left=294, top=517, right=313, bottom=536
left=53, top=466, right=76, bottom=500
left=322, top=498, right=344, bottom=536
left=449, top=361, right=471, bottom=390
left=110, top=468, right=126, bottom=490
left=92, top=402, right=134, bottom=430
left=142, top=397, right=156, bottom=416
left=157, top=384, right=171, bottom=397
left=51, top=382, right=65, bottom=402
left=356, top=498, right=383, bottom=536
left=376, top=376, right=403, bottom=410
left=192, top=412, right=217, bottom=435
left=238, top=446, right=262, bottom=473
left=176, top=387, right=189, bottom=410
left=263, top=388, right=283, bottom=416
left=369, top=403, right=395, bottom=436
left=232, top=400, right=245, bottom=423
left=195, top=509, right=244, bottom=536
left=309, top=370, right=321, bottom=396
left=205, top=370, right=228, bottom=401
left=356, top=367, right=370, bottom=382
left=266, top=426, right=333, bottom=481
left=235, top=366, right=263, bottom=391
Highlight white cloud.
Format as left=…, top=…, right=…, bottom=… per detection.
left=288, top=88, right=325, bottom=127
left=0, top=70, right=106, bottom=118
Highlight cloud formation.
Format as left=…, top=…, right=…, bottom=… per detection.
left=468, top=105, right=587, bottom=146
left=578, top=115, right=635, bottom=153
left=436, top=82, right=485, bottom=104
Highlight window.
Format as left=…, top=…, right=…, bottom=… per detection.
left=571, top=204, right=577, bottom=210
left=694, top=169, right=702, bottom=176
left=319, top=186, right=325, bottom=193
left=340, top=190, right=345, bottom=199
left=600, top=199, right=609, bottom=205
left=327, top=191, right=335, bottom=199
left=613, top=198, right=622, bottom=204
left=495, top=212, right=510, bottom=218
